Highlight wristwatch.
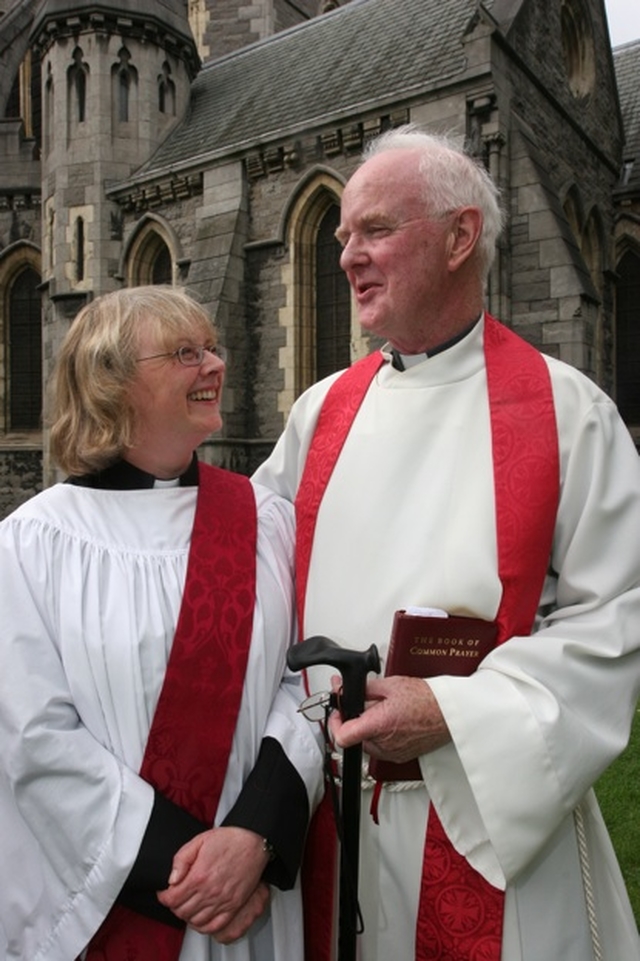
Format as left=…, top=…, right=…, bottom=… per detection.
left=262, top=837, right=276, bottom=861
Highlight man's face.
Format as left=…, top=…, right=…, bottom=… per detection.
left=336, top=149, right=455, bottom=353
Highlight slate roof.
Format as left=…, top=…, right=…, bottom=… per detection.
left=132, top=0, right=481, bottom=181
left=613, top=39, right=640, bottom=196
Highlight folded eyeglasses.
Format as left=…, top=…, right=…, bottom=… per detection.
left=297, top=689, right=342, bottom=722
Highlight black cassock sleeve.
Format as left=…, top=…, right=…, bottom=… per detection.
left=117, top=792, right=206, bottom=927
left=222, top=736, right=310, bottom=890
left=117, top=736, right=310, bottom=924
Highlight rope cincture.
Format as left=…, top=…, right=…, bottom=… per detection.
left=574, top=801, right=604, bottom=961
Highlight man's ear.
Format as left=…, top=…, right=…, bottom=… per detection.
left=446, top=206, right=483, bottom=272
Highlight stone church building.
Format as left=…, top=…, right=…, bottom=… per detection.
left=0, top=0, right=639, bottom=516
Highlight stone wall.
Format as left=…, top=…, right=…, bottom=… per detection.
left=0, top=447, right=42, bottom=519
left=198, top=0, right=319, bottom=62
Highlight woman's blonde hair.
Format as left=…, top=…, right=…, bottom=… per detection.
left=49, top=285, right=217, bottom=476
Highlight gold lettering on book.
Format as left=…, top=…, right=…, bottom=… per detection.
left=409, top=635, right=483, bottom=656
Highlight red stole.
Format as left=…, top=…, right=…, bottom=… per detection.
left=295, top=315, right=559, bottom=961
left=85, top=464, right=257, bottom=961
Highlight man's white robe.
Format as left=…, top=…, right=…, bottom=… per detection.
left=0, top=482, right=324, bottom=961
left=253, top=318, right=640, bottom=960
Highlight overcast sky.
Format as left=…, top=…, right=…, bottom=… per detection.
left=604, top=0, right=640, bottom=46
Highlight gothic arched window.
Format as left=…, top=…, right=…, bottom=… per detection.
left=118, top=70, right=130, bottom=122
left=112, top=48, right=138, bottom=126
left=581, top=209, right=604, bottom=294
left=44, top=66, right=54, bottom=155
left=282, top=174, right=360, bottom=412
left=560, top=0, right=595, bottom=98
left=76, top=70, right=86, bottom=122
left=615, top=249, right=640, bottom=424
left=315, top=204, right=351, bottom=380
left=152, top=243, right=172, bottom=285
left=67, top=48, right=89, bottom=130
left=75, top=217, right=85, bottom=282
left=8, top=267, right=42, bottom=431
left=158, top=62, right=176, bottom=116
left=126, top=225, right=174, bottom=287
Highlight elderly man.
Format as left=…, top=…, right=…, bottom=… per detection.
left=254, top=126, right=640, bottom=960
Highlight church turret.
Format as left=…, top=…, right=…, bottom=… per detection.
left=32, top=0, right=198, bottom=297
left=30, top=0, right=199, bottom=481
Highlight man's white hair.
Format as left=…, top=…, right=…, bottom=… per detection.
left=363, top=124, right=505, bottom=279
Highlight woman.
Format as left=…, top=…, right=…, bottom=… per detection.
left=0, top=286, right=323, bottom=961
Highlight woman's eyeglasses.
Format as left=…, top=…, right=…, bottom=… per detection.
left=136, top=344, right=227, bottom=367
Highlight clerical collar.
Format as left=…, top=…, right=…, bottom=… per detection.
left=388, top=316, right=481, bottom=371
left=66, top=452, right=200, bottom=490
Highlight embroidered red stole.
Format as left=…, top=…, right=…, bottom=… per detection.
left=295, top=315, right=559, bottom=961
left=85, top=464, right=257, bottom=961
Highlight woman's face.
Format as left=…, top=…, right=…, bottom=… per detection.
left=124, top=318, right=225, bottom=477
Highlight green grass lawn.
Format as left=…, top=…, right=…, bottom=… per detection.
left=595, top=707, right=640, bottom=926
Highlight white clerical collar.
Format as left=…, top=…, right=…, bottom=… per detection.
left=153, top=477, right=182, bottom=489
left=383, top=315, right=482, bottom=371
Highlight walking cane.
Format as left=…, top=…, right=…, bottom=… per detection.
left=287, top=636, right=381, bottom=961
